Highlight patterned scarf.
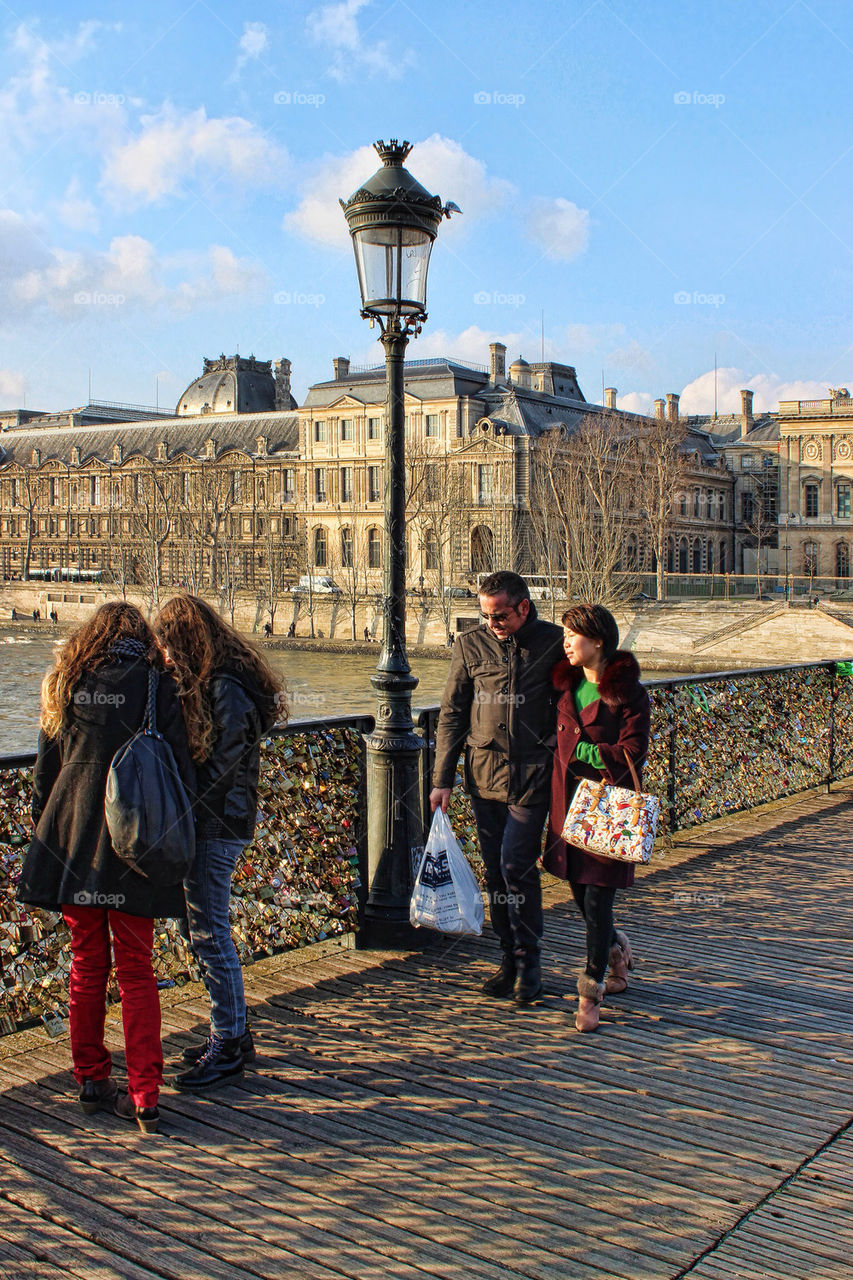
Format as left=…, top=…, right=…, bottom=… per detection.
left=109, top=637, right=148, bottom=662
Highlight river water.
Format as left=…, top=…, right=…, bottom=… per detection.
left=0, top=631, right=455, bottom=755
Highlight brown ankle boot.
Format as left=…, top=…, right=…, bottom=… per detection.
left=604, top=929, right=634, bottom=995
left=575, top=974, right=605, bottom=1032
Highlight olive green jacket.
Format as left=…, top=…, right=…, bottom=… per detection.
left=432, top=607, right=564, bottom=806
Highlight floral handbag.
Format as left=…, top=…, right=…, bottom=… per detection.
left=562, top=751, right=660, bottom=864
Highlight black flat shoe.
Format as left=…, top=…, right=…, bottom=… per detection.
left=78, top=1077, right=118, bottom=1115
left=114, top=1091, right=160, bottom=1134
left=480, top=955, right=517, bottom=998
left=515, top=959, right=543, bottom=1006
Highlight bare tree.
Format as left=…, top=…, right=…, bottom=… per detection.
left=741, top=470, right=776, bottom=598
left=129, top=463, right=179, bottom=610
left=14, top=462, right=43, bottom=582
left=407, top=445, right=470, bottom=644
left=257, top=506, right=294, bottom=633
left=635, top=412, right=689, bottom=601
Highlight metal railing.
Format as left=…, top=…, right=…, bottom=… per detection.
left=3, top=664, right=853, bottom=1036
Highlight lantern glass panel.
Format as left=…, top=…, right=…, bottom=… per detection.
left=352, top=224, right=433, bottom=316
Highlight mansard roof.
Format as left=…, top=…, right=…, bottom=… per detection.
left=303, top=356, right=490, bottom=408
left=0, top=410, right=299, bottom=468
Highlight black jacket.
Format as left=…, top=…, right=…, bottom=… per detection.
left=432, top=604, right=564, bottom=806
left=194, top=665, right=278, bottom=843
left=17, top=658, right=196, bottom=918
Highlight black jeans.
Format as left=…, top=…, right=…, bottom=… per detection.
left=570, top=882, right=617, bottom=982
left=470, top=798, right=547, bottom=961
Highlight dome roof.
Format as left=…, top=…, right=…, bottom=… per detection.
left=176, top=355, right=278, bottom=416
left=509, top=355, right=530, bottom=369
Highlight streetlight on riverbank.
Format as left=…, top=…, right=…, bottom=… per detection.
left=341, top=139, right=459, bottom=945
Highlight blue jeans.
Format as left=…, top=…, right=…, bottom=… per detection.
left=470, top=798, right=547, bottom=960
left=182, top=839, right=246, bottom=1040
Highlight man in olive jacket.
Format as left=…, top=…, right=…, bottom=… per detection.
left=430, top=571, right=564, bottom=1003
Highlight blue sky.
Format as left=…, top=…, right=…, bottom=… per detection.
left=1, top=0, right=850, bottom=416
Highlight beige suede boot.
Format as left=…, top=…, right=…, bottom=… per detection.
left=604, top=929, right=635, bottom=995
left=575, top=974, right=606, bottom=1032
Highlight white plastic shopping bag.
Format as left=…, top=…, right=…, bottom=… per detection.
left=410, top=807, right=484, bottom=935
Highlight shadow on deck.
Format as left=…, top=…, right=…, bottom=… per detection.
left=1, top=785, right=852, bottom=1280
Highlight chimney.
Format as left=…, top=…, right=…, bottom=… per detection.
left=333, top=356, right=350, bottom=381
left=666, top=392, right=679, bottom=423
left=604, top=387, right=617, bottom=410
left=274, top=358, right=292, bottom=409
left=490, top=342, right=507, bottom=383
left=654, top=399, right=666, bottom=420
left=740, top=389, right=754, bottom=437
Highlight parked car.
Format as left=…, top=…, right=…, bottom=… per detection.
left=296, top=575, right=341, bottom=594
left=442, top=585, right=473, bottom=597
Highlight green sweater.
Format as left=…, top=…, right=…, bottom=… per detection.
left=574, top=677, right=604, bottom=770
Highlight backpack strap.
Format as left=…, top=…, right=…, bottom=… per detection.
left=144, top=668, right=161, bottom=736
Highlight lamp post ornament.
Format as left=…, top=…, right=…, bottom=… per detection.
left=341, top=139, right=460, bottom=944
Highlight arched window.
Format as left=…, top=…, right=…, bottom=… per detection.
left=368, top=526, right=381, bottom=569
left=313, top=526, right=327, bottom=568
left=693, top=489, right=700, bottom=519
left=837, top=542, right=850, bottom=578
left=707, top=541, right=715, bottom=573
left=471, top=525, right=494, bottom=575
left=804, top=541, right=818, bottom=576
left=692, top=538, right=703, bottom=573
left=340, top=527, right=353, bottom=568
left=424, top=528, right=439, bottom=571
left=257, top=479, right=266, bottom=505
left=625, top=534, right=638, bottom=569
left=666, top=536, right=675, bottom=573
left=719, top=540, right=727, bottom=573
left=678, top=537, right=688, bottom=574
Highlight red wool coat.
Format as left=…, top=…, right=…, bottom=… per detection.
left=543, top=650, right=651, bottom=888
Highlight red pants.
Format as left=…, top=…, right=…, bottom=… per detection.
left=62, top=906, right=163, bottom=1109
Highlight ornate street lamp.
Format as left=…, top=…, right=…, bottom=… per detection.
left=341, top=139, right=459, bottom=945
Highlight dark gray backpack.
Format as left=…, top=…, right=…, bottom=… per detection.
left=105, top=668, right=195, bottom=885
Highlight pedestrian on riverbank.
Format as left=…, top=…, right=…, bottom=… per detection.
left=153, top=595, right=282, bottom=1090
left=544, top=603, right=650, bottom=1033
left=430, top=571, right=564, bottom=1004
left=17, top=602, right=196, bottom=1132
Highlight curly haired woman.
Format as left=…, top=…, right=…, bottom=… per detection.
left=17, top=602, right=195, bottom=1132
left=153, top=595, right=282, bottom=1090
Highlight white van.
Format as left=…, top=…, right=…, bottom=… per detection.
left=296, top=575, right=341, bottom=594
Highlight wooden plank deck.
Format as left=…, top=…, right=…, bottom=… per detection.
left=1, top=783, right=851, bottom=1280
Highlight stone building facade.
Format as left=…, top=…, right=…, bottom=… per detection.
left=0, top=345, right=775, bottom=601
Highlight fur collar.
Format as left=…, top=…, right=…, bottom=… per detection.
left=552, top=649, right=643, bottom=707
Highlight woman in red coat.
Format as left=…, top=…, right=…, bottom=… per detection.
left=544, top=603, right=650, bottom=1032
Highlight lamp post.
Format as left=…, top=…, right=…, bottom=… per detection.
left=341, top=139, right=459, bottom=945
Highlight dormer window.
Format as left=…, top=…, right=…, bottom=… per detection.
left=113, top=444, right=123, bottom=463
left=205, top=439, right=216, bottom=460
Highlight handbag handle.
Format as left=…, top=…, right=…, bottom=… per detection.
left=623, top=749, right=641, bottom=793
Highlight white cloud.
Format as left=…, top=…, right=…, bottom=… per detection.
left=0, top=370, right=26, bottom=403
left=617, top=391, right=654, bottom=415
left=307, top=0, right=413, bottom=81
left=606, top=338, right=653, bottom=375
left=679, top=367, right=830, bottom=415
left=285, top=134, right=513, bottom=249
left=1, top=213, right=268, bottom=318
left=232, top=21, right=269, bottom=77
left=564, top=322, right=625, bottom=354
left=56, top=178, right=100, bottom=233
left=103, top=104, right=288, bottom=205
left=526, top=197, right=590, bottom=262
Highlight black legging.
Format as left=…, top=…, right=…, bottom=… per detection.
left=570, top=882, right=617, bottom=982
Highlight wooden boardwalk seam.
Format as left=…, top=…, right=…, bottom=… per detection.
left=1, top=783, right=851, bottom=1279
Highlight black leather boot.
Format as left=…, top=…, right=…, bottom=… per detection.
left=181, top=1023, right=255, bottom=1065
left=480, top=952, right=517, bottom=997
left=174, top=1036, right=244, bottom=1091
left=515, top=955, right=543, bottom=1005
